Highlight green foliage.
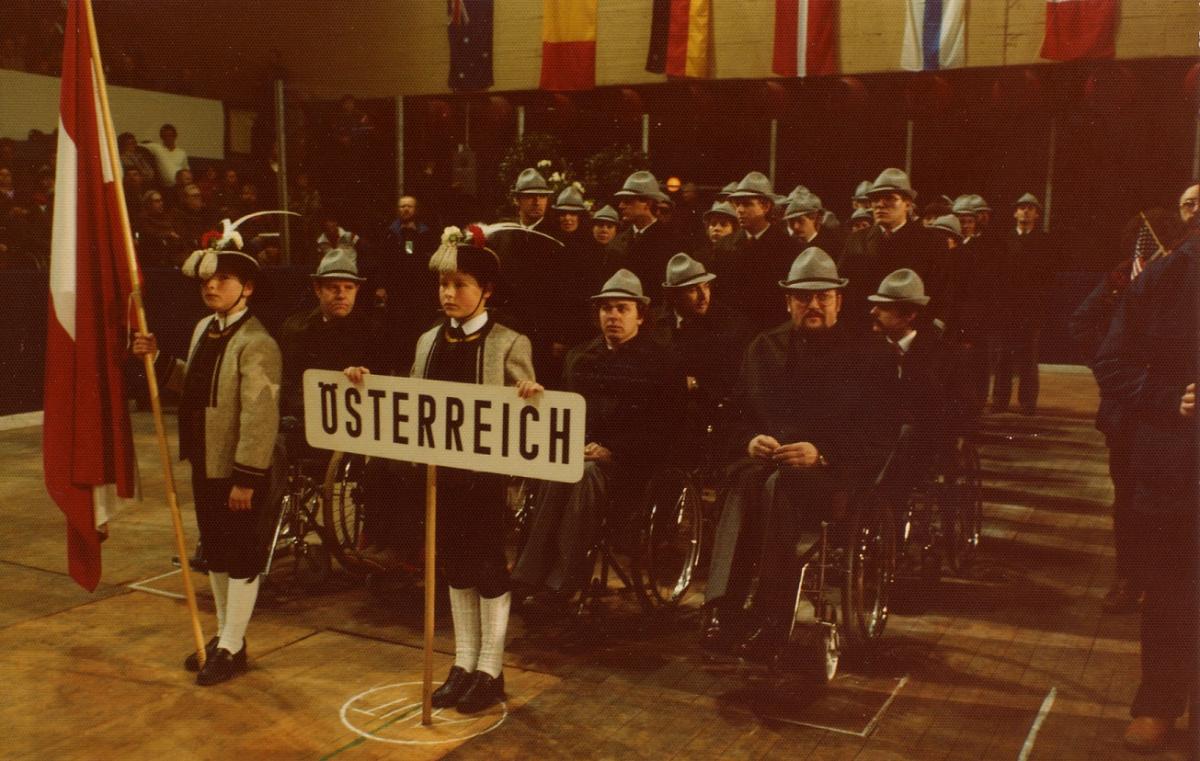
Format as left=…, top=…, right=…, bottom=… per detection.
left=580, top=145, right=649, bottom=201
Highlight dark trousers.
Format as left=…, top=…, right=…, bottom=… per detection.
left=437, top=469, right=509, bottom=598
left=991, top=326, right=1041, bottom=412
left=1133, top=589, right=1198, bottom=722
left=1106, top=427, right=1138, bottom=584
left=191, top=465, right=271, bottom=580
left=706, top=460, right=773, bottom=609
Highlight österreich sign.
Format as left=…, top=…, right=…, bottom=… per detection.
left=302, top=370, right=586, bottom=483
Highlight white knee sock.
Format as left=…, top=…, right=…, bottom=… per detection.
left=217, top=576, right=259, bottom=654
left=448, top=586, right=481, bottom=672
left=208, top=571, right=229, bottom=638
left=477, top=592, right=511, bottom=679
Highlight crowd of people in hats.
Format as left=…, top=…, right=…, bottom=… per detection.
left=128, top=162, right=1198, bottom=752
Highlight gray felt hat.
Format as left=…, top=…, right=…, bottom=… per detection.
left=591, top=204, right=619, bottom=223
left=702, top=201, right=737, bottom=221
left=1015, top=192, right=1042, bottom=209
left=726, top=171, right=777, bottom=202
left=929, top=214, right=963, bottom=240
left=851, top=207, right=874, bottom=223
left=869, top=268, right=930, bottom=306
left=311, top=248, right=367, bottom=281
left=784, top=191, right=823, bottom=219
left=853, top=180, right=873, bottom=202
left=868, top=168, right=917, bottom=200
left=778, top=247, right=849, bottom=290
left=716, top=181, right=739, bottom=200
left=511, top=168, right=554, bottom=195
left=969, top=194, right=991, bottom=213
left=613, top=171, right=669, bottom=203
left=591, top=268, right=651, bottom=304
left=952, top=195, right=978, bottom=216
left=553, top=185, right=587, bottom=212
left=662, top=253, right=716, bottom=289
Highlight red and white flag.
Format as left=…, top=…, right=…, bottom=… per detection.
left=44, top=0, right=138, bottom=591
left=772, top=0, right=838, bottom=78
left=1040, top=0, right=1118, bottom=61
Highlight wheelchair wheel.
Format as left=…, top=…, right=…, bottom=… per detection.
left=633, top=468, right=703, bottom=608
left=321, top=451, right=369, bottom=573
left=840, top=491, right=896, bottom=653
left=506, top=477, right=537, bottom=561
left=943, top=441, right=983, bottom=574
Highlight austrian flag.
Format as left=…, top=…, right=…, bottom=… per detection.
left=44, top=0, right=138, bottom=591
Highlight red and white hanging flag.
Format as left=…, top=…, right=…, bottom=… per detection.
left=1040, top=0, right=1118, bottom=61
left=772, top=0, right=838, bottom=78
left=44, top=0, right=138, bottom=591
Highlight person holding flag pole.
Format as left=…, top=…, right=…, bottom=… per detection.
left=43, top=0, right=210, bottom=672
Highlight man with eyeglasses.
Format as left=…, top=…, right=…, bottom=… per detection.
left=1178, top=184, right=1198, bottom=225
left=701, top=248, right=895, bottom=656
left=838, top=168, right=947, bottom=333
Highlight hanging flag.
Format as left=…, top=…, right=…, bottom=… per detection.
left=772, top=0, right=839, bottom=78
left=646, top=0, right=713, bottom=79
left=1040, top=0, right=1117, bottom=61
left=448, top=0, right=494, bottom=91
left=901, top=0, right=967, bottom=72
left=541, top=0, right=597, bottom=91
left=45, top=0, right=138, bottom=591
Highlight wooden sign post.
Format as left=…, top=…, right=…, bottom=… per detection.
left=303, top=370, right=586, bottom=725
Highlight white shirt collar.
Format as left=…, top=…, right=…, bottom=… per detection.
left=632, top=218, right=657, bottom=235
left=214, top=306, right=249, bottom=331
left=450, top=310, right=489, bottom=336
left=521, top=216, right=544, bottom=230
left=890, top=330, right=917, bottom=355
left=747, top=223, right=771, bottom=240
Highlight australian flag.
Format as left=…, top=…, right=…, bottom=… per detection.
left=448, top=0, right=493, bottom=91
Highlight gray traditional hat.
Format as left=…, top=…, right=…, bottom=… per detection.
left=851, top=207, right=874, bottom=223
left=784, top=190, right=823, bottom=219
left=592, top=204, right=619, bottom=224
left=868, top=268, right=930, bottom=306
left=591, top=268, right=650, bottom=304
left=867, top=168, right=917, bottom=200
left=929, top=214, right=963, bottom=240
left=716, top=181, right=739, bottom=200
left=613, top=170, right=669, bottom=203
left=511, top=168, right=554, bottom=195
left=662, top=253, right=716, bottom=289
left=778, top=247, right=849, bottom=290
left=1015, top=192, right=1042, bottom=209
left=726, top=171, right=777, bottom=202
left=951, top=195, right=978, bottom=216
left=553, top=185, right=587, bottom=212
left=853, top=180, right=873, bottom=202
left=787, top=184, right=811, bottom=201
left=311, top=247, right=366, bottom=281
left=702, top=200, right=737, bottom=221
left=969, top=194, right=992, bottom=213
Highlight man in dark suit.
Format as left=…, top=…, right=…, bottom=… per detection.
left=784, top=190, right=839, bottom=257
left=838, top=168, right=948, bottom=333
left=610, top=171, right=678, bottom=303
left=716, top=172, right=797, bottom=335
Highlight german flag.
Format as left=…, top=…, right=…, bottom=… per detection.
left=541, top=0, right=597, bottom=91
left=646, top=0, right=712, bottom=78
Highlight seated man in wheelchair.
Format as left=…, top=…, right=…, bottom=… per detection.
left=650, top=254, right=747, bottom=461
left=702, top=248, right=897, bottom=656
left=512, top=270, right=687, bottom=609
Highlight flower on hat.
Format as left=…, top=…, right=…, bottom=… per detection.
left=440, top=226, right=464, bottom=247
left=537, top=159, right=552, bottom=170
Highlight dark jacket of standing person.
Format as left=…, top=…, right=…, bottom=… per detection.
left=609, top=219, right=679, bottom=305
left=713, top=224, right=797, bottom=336
left=996, top=227, right=1055, bottom=328
left=838, top=222, right=947, bottom=332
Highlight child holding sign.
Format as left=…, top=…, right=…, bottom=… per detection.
left=408, top=226, right=540, bottom=713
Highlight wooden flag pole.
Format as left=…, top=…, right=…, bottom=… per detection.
left=422, top=464, right=438, bottom=725
left=82, top=0, right=208, bottom=668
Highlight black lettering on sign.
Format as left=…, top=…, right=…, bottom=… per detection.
left=417, top=394, right=436, bottom=448
left=445, top=397, right=465, bottom=452
left=501, top=403, right=511, bottom=457
left=519, top=405, right=539, bottom=460
left=367, top=389, right=386, bottom=441
left=474, top=399, right=492, bottom=455
left=319, top=382, right=338, bottom=434
left=550, top=408, right=570, bottom=464
left=345, top=387, right=362, bottom=437
left=392, top=391, right=409, bottom=445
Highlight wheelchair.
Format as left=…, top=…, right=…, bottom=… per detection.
left=261, top=424, right=333, bottom=593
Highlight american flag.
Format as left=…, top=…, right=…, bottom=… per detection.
left=1130, top=220, right=1160, bottom=281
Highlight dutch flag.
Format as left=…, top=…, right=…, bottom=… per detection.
left=901, top=0, right=967, bottom=71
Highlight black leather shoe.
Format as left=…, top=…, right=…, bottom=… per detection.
left=456, top=671, right=505, bottom=714
left=700, top=609, right=729, bottom=654
left=196, top=644, right=248, bottom=686
left=431, top=666, right=473, bottom=708
left=184, top=637, right=219, bottom=672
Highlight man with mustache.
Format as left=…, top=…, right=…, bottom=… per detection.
left=702, top=248, right=895, bottom=655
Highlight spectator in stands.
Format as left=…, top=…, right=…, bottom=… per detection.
left=377, top=194, right=437, bottom=303
left=118, top=132, right=158, bottom=186
left=611, top=171, right=678, bottom=304
left=992, top=192, right=1053, bottom=415
left=195, top=166, right=219, bottom=205
left=316, top=213, right=360, bottom=257
left=122, top=168, right=147, bottom=218
left=169, top=182, right=214, bottom=255
left=838, top=168, right=947, bottom=333
left=136, top=189, right=182, bottom=266
left=514, top=270, right=685, bottom=608
left=144, top=124, right=190, bottom=188
left=213, top=168, right=241, bottom=210
left=718, top=172, right=796, bottom=335
left=591, top=204, right=619, bottom=247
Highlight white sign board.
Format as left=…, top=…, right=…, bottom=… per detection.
left=303, top=370, right=586, bottom=483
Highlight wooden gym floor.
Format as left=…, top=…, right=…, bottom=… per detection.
left=1, top=367, right=1192, bottom=760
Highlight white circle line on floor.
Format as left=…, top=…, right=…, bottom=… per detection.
left=340, top=681, right=507, bottom=746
